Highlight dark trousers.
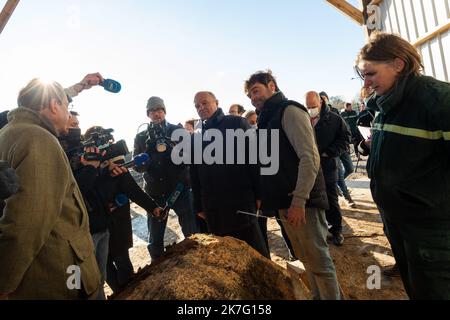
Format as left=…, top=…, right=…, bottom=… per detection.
left=147, top=189, right=198, bottom=260
left=197, top=215, right=209, bottom=233
left=106, top=250, right=134, bottom=294
left=380, top=210, right=450, bottom=299
left=258, top=212, right=297, bottom=260
left=227, top=223, right=270, bottom=259
left=275, top=211, right=297, bottom=260
left=323, top=166, right=343, bottom=235
left=258, top=216, right=270, bottom=257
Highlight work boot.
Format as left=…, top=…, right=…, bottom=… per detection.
left=382, top=264, right=401, bottom=278
left=331, top=232, right=344, bottom=247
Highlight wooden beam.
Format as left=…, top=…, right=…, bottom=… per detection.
left=413, top=22, right=450, bottom=48
left=0, top=0, right=20, bottom=35
left=326, top=0, right=364, bottom=25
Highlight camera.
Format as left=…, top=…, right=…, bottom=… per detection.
left=82, top=128, right=129, bottom=162
left=81, top=129, right=130, bottom=162
left=63, top=128, right=129, bottom=171
left=145, top=122, right=174, bottom=154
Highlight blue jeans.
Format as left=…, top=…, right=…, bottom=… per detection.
left=91, top=230, right=110, bottom=300
left=337, top=152, right=354, bottom=199
left=340, top=151, right=354, bottom=179
left=147, top=188, right=198, bottom=260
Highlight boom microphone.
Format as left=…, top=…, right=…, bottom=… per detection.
left=100, top=79, right=122, bottom=93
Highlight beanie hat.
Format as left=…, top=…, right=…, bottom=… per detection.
left=146, top=96, right=166, bottom=114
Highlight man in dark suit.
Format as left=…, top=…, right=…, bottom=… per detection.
left=190, top=91, right=269, bottom=258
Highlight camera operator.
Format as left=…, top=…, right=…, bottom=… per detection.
left=61, top=122, right=161, bottom=297
left=134, top=96, right=198, bottom=261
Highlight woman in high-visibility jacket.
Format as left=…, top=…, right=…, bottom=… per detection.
left=356, top=32, right=450, bottom=300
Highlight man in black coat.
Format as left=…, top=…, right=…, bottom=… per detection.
left=190, top=91, right=269, bottom=258
left=134, top=97, right=198, bottom=261
left=305, top=91, right=352, bottom=246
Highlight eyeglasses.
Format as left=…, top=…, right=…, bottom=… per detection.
left=354, top=60, right=395, bottom=80
left=354, top=65, right=365, bottom=80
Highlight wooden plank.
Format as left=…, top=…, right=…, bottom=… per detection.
left=326, top=0, right=364, bottom=25
left=413, top=21, right=450, bottom=47
left=0, top=0, right=20, bottom=35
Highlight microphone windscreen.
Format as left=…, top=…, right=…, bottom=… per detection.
left=134, top=153, right=150, bottom=167
left=101, top=79, right=122, bottom=93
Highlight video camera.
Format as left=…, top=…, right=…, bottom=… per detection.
left=63, top=128, right=129, bottom=170
left=145, top=122, right=174, bottom=154
left=82, top=128, right=129, bottom=162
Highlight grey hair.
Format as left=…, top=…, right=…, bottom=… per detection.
left=17, top=78, right=67, bottom=112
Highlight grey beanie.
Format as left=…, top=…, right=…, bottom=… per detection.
left=146, top=96, right=166, bottom=114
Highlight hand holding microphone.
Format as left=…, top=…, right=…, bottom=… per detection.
left=79, top=73, right=104, bottom=90
left=77, top=73, right=121, bottom=93
left=119, top=153, right=150, bottom=173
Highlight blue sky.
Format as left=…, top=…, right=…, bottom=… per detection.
left=0, top=0, right=365, bottom=147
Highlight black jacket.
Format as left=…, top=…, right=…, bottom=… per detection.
left=257, top=92, right=329, bottom=210
left=134, top=121, right=190, bottom=204
left=341, top=109, right=359, bottom=139
left=314, top=103, right=352, bottom=181
left=107, top=172, right=157, bottom=257
left=74, top=165, right=157, bottom=236
left=190, top=108, right=261, bottom=234
left=60, top=138, right=109, bottom=234
left=75, top=166, right=112, bottom=234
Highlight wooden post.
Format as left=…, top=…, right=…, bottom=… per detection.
left=326, top=0, right=364, bottom=25
left=0, top=0, right=20, bottom=35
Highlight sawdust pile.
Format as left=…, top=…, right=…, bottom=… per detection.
left=113, top=234, right=310, bottom=300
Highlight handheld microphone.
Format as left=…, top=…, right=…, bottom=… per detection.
left=120, top=153, right=150, bottom=171
left=156, top=183, right=184, bottom=221
left=109, top=193, right=129, bottom=212
left=100, top=79, right=122, bottom=93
